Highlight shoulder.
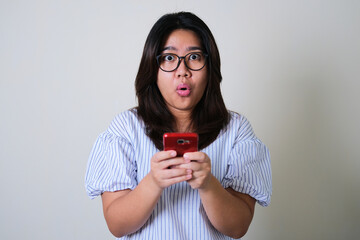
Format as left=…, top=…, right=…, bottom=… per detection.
left=228, top=110, right=249, bottom=125
left=228, top=111, right=245, bottom=124
left=226, top=110, right=256, bottom=141
left=107, top=109, right=144, bottom=137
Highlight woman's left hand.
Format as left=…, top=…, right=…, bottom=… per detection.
left=177, top=152, right=212, bottom=189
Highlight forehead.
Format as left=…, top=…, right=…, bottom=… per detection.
left=162, top=29, right=202, bottom=51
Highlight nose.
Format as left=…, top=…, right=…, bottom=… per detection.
left=176, top=58, right=191, bottom=77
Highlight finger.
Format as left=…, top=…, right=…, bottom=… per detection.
left=169, top=165, right=180, bottom=169
left=183, top=152, right=208, bottom=163
left=162, top=168, right=192, bottom=179
left=169, top=164, right=184, bottom=169
left=152, top=150, right=177, bottom=163
left=176, top=162, right=201, bottom=171
left=163, top=171, right=193, bottom=186
left=159, top=157, right=187, bottom=169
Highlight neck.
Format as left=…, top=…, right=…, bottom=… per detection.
left=171, top=109, right=192, bottom=132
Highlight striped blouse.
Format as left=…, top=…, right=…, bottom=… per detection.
left=85, top=110, right=272, bottom=240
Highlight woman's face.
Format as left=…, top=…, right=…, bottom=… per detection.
left=157, top=29, right=208, bottom=118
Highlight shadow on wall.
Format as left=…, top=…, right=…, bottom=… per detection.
left=265, top=61, right=360, bottom=239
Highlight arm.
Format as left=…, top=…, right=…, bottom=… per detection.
left=199, top=177, right=255, bottom=238
left=181, top=152, right=255, bottom=239
left=101, top=175, right=160, bottom=238
left=101, top=150, right=192, bottom=238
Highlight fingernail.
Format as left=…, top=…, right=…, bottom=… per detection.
left=170, top=151, right=176, bottom=157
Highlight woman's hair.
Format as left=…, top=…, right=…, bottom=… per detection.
left=135, top=11, right=229, bottom=150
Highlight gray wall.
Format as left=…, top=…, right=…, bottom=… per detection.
left=1, top=0, right=359, bottom=239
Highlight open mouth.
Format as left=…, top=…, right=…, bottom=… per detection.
left=177, top=84, right=191, bottom=97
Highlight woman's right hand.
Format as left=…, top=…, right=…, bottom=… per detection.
left=150, top=150, right=193, bottom=189
left=102, top=150, right=191, bottom=238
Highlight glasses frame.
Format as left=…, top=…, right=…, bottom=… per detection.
left=156, top=52, right=208, bottom=72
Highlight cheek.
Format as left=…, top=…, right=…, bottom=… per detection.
left=197, top=73, right=208, bottom=94
left=156, top=72, right=165, bottom=89
left=156, top=72, right=172, bottom=95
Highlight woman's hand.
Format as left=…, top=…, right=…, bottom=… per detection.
left=150, top=150, right=193, bottom=189
left=178, top=152, right=212, bottom=189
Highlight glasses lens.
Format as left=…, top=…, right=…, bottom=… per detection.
left=157, top=52, right=207, bottom=72
left=185, top=52, right=206, bottom=71
left=158, top=53, right=178, bottom=72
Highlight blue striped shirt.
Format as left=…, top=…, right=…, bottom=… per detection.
left=85, top=110, right=272, bottom=239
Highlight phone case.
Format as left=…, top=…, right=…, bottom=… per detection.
left=163, top=133, right=198, bottom=156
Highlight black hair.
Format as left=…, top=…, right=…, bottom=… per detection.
left=134, top=12, right=229, bottom=150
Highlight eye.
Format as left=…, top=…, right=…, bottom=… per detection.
left=188, top=53, right=201, bottom=61
left=162, top=54, right=176, bottom=62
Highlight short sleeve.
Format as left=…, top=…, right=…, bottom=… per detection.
left=85, top=131, right=137, bottom=199
left=221, top=116, right=272, bottom=206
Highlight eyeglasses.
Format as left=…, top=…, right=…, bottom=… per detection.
left=156, top=52, right=208, bottom=72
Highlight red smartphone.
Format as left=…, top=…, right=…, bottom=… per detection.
left=163, top=133, right=198, bottom=156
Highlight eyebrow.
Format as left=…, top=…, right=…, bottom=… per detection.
left=162, top=46, right=203, bottom=52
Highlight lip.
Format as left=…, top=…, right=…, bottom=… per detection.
left=176, top=83, right=191, bottom=97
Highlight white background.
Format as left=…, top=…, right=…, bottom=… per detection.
left=1, top=0, right=359, bottom=239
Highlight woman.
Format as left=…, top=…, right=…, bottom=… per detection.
left=85, top=12, right=272, bottom=239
